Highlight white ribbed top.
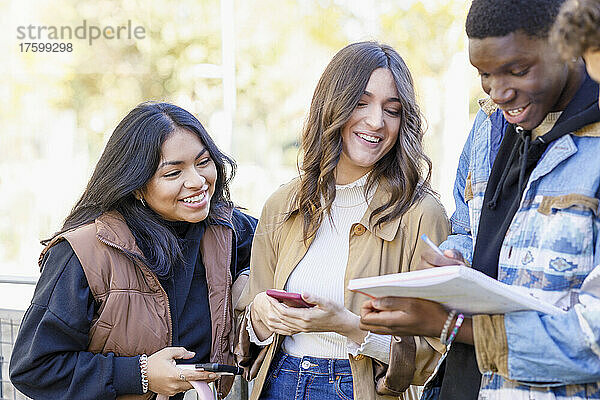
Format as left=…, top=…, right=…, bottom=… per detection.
left=283, top=173, right=374, bottom=358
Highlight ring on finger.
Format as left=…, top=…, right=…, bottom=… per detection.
left=179, top=372, right=187, bottom=382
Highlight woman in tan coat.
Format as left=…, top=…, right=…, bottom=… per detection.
left=235, top=42, right=449, bottom=400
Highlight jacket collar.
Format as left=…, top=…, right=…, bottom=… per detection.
left=96, top=207, right=235, bottom=257
left=573, top=121, right=600, bottom=137
left=478, top=97, right=498, bottom=117
left=95, top=211, right=145, bottom=259
left=284, top=178, right=403, bottom=242
left=38, top=211, right=143, bottom=270
left=207, top=206, right=235, bottom=230
left=540, top=74, right=600, bottom=142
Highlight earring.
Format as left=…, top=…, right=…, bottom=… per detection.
left=140, top=198, right=147, bottom=207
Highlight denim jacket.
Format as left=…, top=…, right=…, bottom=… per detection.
left=442, top=97, right=600, bottom=399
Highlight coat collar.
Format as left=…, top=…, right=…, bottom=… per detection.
left=478, top=97, right=498, bottom=117
left=573, top=121, right=600, bottom=137
left=95, top=211, right=145, bottom=259
left=359, top=179, right=403, bottom=242
left=284, top=178, right=403, bottom=242
left=96, top=207, right=235, bottom=257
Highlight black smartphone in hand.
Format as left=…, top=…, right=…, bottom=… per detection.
left=178, top=362, right=243, bottom=376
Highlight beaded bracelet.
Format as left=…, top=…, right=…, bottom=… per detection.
left=139, top=353, right=149, bottom=394
left=439, top=310, right=457, bottom=345
left=445, top=313, right=465, bottom=347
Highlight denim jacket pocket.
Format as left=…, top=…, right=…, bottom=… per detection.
left=537, top=194, right=599, bottom=216
left=499, top=193, right=598, bottom=294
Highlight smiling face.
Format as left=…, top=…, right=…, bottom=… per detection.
left=469, top=31, right=582, bottom=130
left=336, top=68, right=401, bottom=184
left=140, top=128, right=217, bottom=223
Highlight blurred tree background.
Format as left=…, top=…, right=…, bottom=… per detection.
left=0, top=0, right=481, bottom=309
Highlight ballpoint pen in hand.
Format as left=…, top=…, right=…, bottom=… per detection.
left=420, top=234, right=446, bottom=257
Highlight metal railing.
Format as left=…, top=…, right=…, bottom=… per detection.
left=0, top=312, right=28, bottom=400
left=0, top=277, right=37, bottom=286
left=1, top=273, right=35, bottom=400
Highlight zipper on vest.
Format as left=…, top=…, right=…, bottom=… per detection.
left=219, top=265, right=232, bottom=363
left=96, top=235, right=174, bottom=346
left=215, top=234, right=233, bottom=398
left=213, top=269, right=230, bottom=399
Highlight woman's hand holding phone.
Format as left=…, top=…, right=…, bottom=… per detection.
left=250, top=292, right=300, bottom=339
left=147, top=347, right=218, bottom=396
left=251, top=291, right=368, bottom=344
left=177, top=363, right=244, bottom=376
left=266, top=289, right=315, bottom=308
left=274, top=292, right=367, bottom=343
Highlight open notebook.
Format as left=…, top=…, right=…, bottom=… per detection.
left=348, top=265, right=565, bottom=316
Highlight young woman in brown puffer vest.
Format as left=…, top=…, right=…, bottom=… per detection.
left=10, top=102, right=257, bottom=400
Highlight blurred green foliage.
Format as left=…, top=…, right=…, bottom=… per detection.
left=1, top=0, right=475, bottom=277
left=36, top=0, right=470, bottom=167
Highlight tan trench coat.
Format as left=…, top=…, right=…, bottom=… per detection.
left=235, top=178, right=450, bottom=400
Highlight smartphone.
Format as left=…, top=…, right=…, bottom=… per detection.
left=177, top=362, right=243, bottom=376
left=266, top=289, right=315, bottom=308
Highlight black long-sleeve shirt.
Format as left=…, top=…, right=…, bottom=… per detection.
left=10, top=209, right=256, bottom=399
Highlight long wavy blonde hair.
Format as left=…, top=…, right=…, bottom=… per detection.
left=295, top=41, right=433, bottom=242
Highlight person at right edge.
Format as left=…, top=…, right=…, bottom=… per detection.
left=552, top=0, right=600, bottom=104
left=359, top=0, right=600, bottom=399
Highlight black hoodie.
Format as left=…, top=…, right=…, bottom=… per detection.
left=436, top=75, right=600, bottom=400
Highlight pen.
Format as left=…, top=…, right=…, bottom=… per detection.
left=420, top=234, right=446, bottom=257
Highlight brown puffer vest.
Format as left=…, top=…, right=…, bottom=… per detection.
left=40, top=210, right=237, bottom=399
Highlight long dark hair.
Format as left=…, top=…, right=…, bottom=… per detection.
left=46, top=102, right=236, bottom=276
left=296, top=41, right=433, bottom=241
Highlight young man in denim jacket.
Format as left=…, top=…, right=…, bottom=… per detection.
left=360, top=0, right=600, bottom=399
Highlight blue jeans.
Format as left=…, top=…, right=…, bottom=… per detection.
left=260, top=351, right=354, bottom=400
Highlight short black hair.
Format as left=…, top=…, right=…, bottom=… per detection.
left=466, top=0, right=566, bottom=39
